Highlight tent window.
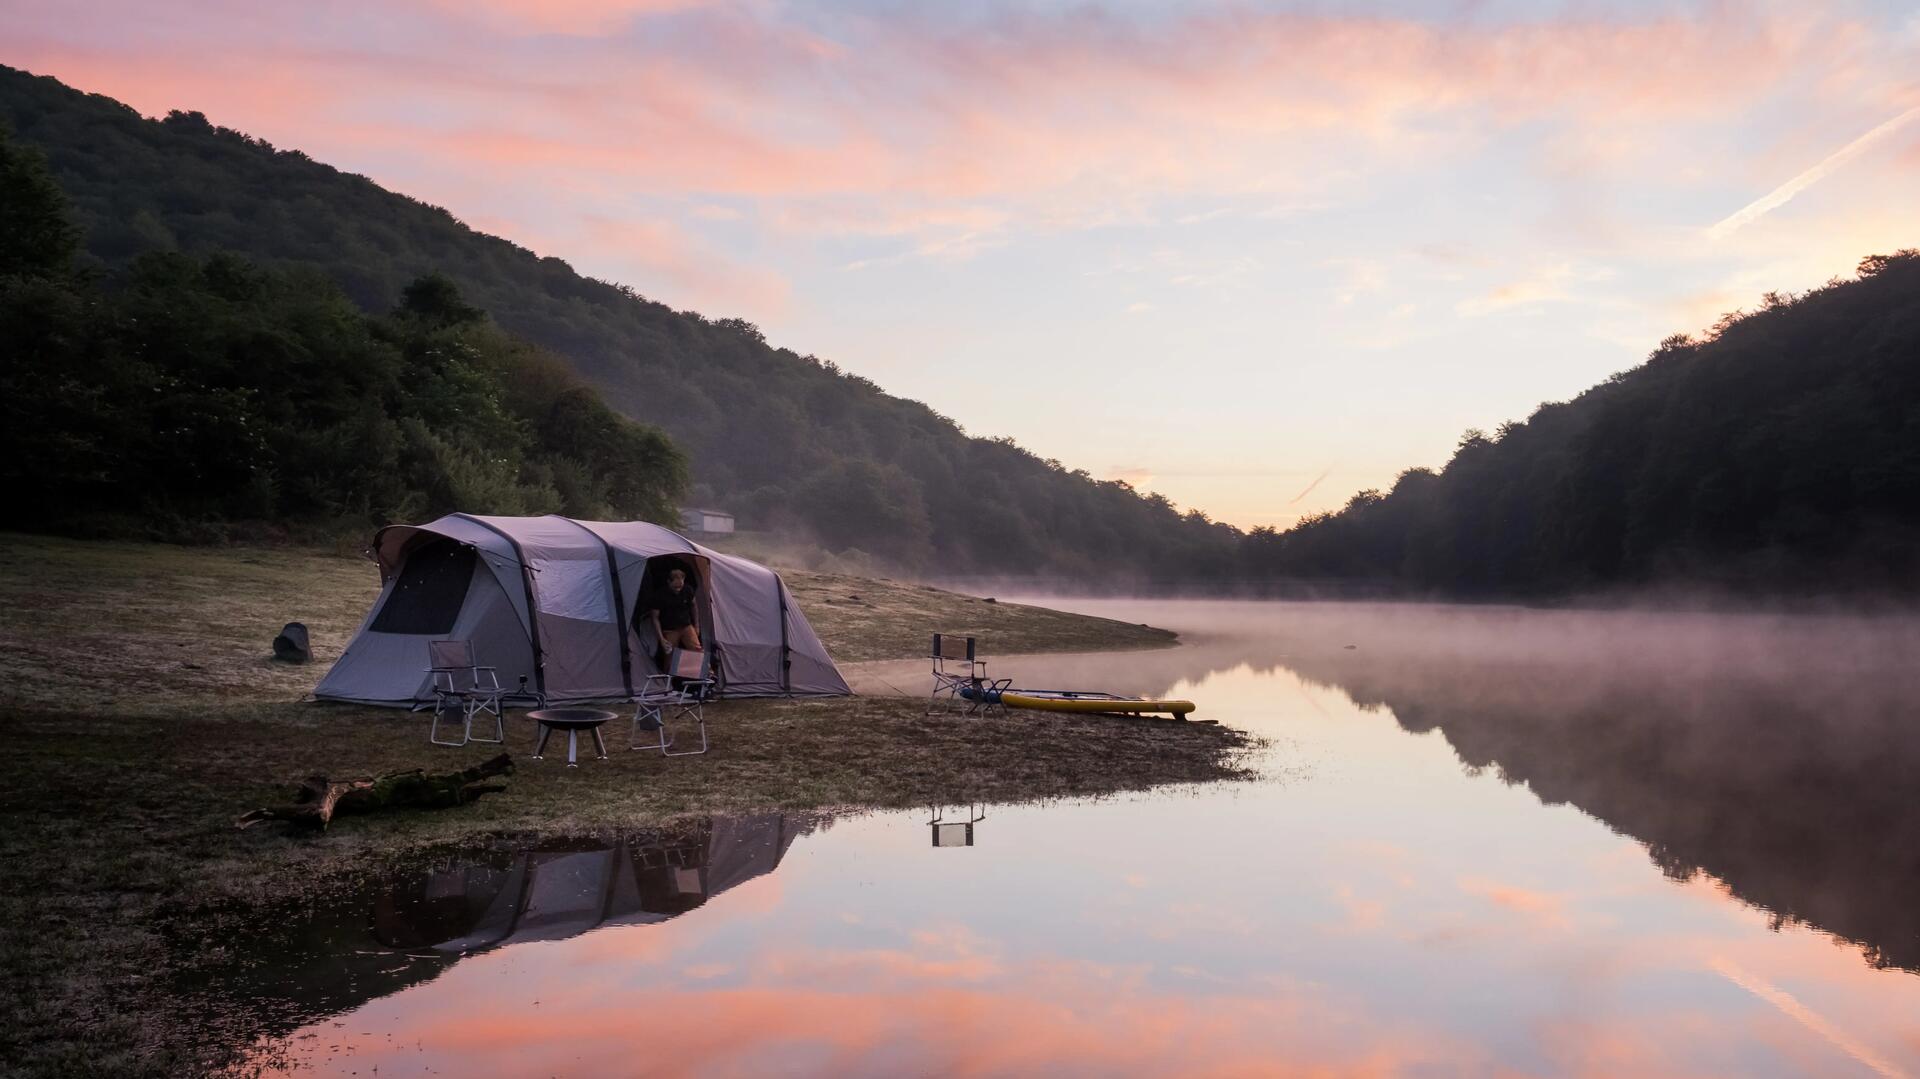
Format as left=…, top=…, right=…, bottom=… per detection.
left=371, top=538, right=476, bottom=635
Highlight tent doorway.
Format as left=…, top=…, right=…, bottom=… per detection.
left=369, top=537, right=476, bottom=635
left=631, top=553, right=715, bottom=681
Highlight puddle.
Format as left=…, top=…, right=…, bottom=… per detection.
left=237, top=600, right=1920, bottom=1077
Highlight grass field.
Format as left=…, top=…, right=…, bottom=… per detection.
left=0, top=533, right=1243, bottom=1077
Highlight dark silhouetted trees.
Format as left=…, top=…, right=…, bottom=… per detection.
left=1242, top=252, right=1920, bottom=596
left=0, top=122, right=683, bottom=538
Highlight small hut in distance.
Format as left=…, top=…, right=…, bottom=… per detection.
left=680, top=508, right=736, bottom=536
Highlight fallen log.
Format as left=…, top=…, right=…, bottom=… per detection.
left=238, top=753, right=514, bottom=832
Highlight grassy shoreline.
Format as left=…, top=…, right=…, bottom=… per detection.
left=0, top=533, right=1246, bottom=1076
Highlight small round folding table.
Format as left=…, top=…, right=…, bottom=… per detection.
left=527, top=708, right=615, bottom=767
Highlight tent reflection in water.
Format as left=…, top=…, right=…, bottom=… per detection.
left=316, top=513, right=850, bottom=705
left=202, top=816, right=820, bottom=1040
left=373, top=815, right=808, bottom=955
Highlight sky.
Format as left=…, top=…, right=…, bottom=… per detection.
left=5, top=0, right=1919, bottom=528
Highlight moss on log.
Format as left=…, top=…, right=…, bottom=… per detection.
left=237, top=753, right=514, bottom=831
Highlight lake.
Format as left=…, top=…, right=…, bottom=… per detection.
left=241, top=599, right=1920, bottom=1076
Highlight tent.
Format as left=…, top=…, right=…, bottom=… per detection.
left=316, top=513, right=850, bottom=705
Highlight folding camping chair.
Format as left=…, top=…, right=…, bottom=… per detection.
left=928, top=634, right=1009, bottom=716
left=632, top=647, right=716, bottom=756
left=427, top=639, right=507, bottom=747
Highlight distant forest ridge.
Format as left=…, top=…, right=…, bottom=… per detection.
left=0, top=64, right=1240, bottom=580
left=1246, top=250, right=1920, bottom=597
left=5, top=64, right=1918, bottom=596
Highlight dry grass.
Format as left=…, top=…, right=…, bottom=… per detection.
left=0, top=532, right=1171, bottom=710
left=784, top=570, right=1174, bottom=662
left=0, top=532, right=1248, bottom=1077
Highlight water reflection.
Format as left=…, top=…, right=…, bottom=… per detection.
left=1028, top=599, right=1920, bottom=976
left=242, top=601, right=1920, bottom=1076
left=213, top=813, right=819, bottom=1042
left=375, top=815, right=809, bottom=954
left=1266, top=611, right=1920, bottom=975
left=928, top=804, right=987, bottom=847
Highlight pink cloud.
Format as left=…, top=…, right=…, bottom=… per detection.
left=10, top=6, right=1885, bottom=216
left=6, top=1, right=1915, bottom=330
left=427, top=0, right=714, bottom=36
left=278, top=944, right=1482, bottom=1077
left=574, top=215, right=791, bottom=316
left=1458, top=875, right=1574, bottom=930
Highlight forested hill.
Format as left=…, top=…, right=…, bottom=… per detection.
left=1243, top=251, right=1920, bottom=597
left=3, top=118, right=687, bottom=538
left=0, top=65, right=1240, bottom=578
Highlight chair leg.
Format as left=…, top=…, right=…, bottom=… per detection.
left=661, top=702, right=708, bottom=757
left=532, top=723, right=553, bottom=760
left=591, top=726, right=609, bottom=760
left=467, top=698, right=505, bottom=745
left=928, top=678, right=961, bottom=716
left=430, top=698, right=468, bottom=747
left=632, top=702, right=672, bottom=751
left=979, top=679, right=1012, bottom=718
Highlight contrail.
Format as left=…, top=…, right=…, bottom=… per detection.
left=1709, top=103, right=1920, bottom=240
left=1710, top=958, right=1908, bottom=1078
left=1288, top=469, right=1331, bottom=505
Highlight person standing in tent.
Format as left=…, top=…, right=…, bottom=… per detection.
left=646, top=565, right=702, bottom=654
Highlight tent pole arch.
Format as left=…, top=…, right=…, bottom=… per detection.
left=455, top=513, right=547, bottom=699
left=557, top=516, right=635, bottom=699
left=778, top=578, right=792, bottom=695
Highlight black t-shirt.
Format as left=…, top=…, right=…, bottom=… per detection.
left=652, top=585, right=697, bottom=631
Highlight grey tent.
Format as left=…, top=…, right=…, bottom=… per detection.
left=315, top=514, right=850, bottom=705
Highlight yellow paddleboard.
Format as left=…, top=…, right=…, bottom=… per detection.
left=999, top=691, right=1196, bottom=718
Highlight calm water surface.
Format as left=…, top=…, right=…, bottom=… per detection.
left=248, top=600, right=1920, bottom=1077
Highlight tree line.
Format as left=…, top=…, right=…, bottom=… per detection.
left=1, top=122, right=684, bottom=539
left=1241, top=251, right=1920, bottom=596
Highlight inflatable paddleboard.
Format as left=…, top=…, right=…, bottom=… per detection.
left=962, top=685, right=1196, bottom=718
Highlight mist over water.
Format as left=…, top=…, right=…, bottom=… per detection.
left=249, top=600, right=1920, bottom=1076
